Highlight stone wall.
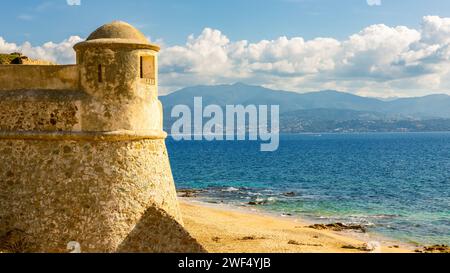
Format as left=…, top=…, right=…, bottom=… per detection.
left=0, top=65, right=79, bottom=91
left=0, top=138, right=205, bottom=253
left=0, top=88, right=163, bottom=133
left=0, top=90, right=84, bottom=132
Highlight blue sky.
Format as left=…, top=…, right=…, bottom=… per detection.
left=2, top=0, right=450, bottom=97
left=3, top=0, right=450, bottom=45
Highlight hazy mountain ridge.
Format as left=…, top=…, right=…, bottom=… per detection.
left=161, top=83, right=450, bottom=133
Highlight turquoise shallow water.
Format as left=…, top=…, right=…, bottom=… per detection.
left=167, top=133, right=450, bottom=246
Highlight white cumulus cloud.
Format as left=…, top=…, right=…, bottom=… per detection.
left=158, top=16, right=450, bottom=97
left=0, top=36, right=83, bottom=64
left=66, top=0, right=81, bottom=6
left=367, top=0, right=382, bottom=6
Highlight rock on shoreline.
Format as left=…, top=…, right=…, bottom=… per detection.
left=415, top=245, right=450, bottom=253
left=308, top=223, right=367, bottom=233
left=177, top=189, right=206, bottom=198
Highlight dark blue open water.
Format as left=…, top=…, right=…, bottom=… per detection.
left=167, top=133, right=450, bottom=246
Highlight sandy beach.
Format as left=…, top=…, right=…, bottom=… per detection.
left=180, top=199, right=412, bottom=253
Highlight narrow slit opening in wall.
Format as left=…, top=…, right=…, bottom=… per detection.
left=98, top=64, right=103, bottom=82
left=140, top=56, right=143, bottom=79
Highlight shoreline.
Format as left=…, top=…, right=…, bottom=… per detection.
left=179, top=198, right=414, bottom=253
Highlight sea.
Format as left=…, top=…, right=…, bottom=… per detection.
left=166, top=132, right=450, bottom=246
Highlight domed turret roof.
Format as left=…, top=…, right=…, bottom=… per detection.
left=87, top=21, right=149, bottom=43
left=74, top=21, right=160, bottom=51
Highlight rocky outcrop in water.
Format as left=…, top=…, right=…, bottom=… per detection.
left=308, top=223, right=367, bottom=233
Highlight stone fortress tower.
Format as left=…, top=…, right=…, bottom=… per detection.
left=0, top=21, right=205, bottom=253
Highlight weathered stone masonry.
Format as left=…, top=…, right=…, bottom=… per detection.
left=0, top=21, right=205, bottom=253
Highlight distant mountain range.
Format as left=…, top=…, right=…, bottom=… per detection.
left=161, top=83, right=450, bottom=133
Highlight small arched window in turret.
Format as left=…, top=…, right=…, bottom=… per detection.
left=140, top=55, right=155, bottom=85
